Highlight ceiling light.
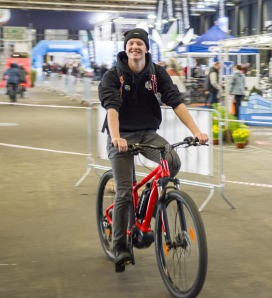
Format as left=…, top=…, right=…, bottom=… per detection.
left=226, top=2, right=235, bottom=6
left=191, top=7, right=216, bottom=12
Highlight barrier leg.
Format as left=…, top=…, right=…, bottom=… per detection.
left=74, top=105, right=92, bottom=187
left=74, top=166, right=91, bottom=187
left=219, top=185, right=236, bottom=209
left=198, top=187, right=215, bottom=212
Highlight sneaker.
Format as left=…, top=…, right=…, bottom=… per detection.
left=114, top=243, right=132, bottom=273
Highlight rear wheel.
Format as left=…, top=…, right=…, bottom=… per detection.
left=155, top=190, right=208, bottom=298
left=8, top=84, right=17, bottom=102
left=96, top=170, right=115, bottom=261
left=20, top=87, right=24, bottom=98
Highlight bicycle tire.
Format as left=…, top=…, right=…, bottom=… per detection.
left=155, top=190, right=208, bottom=298
left=9, top=90, right=16, bottom=102
left=10, top=94, right=16, bottom=102
left=96, top=170, right=115, bottom=261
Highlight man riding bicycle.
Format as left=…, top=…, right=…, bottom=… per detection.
left=3, top=63, right=20, bottom=96
left=98, top=28, right=208, bottom=272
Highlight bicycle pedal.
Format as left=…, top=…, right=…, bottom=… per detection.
left=115, top=262, right=126, bottom=273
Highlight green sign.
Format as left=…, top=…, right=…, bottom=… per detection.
left=3, top=26, right=27, bottom=40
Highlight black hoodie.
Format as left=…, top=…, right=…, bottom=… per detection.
left=98, top=51, right=183, bottom=132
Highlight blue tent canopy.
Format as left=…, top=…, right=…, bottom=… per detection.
left=176, top=25, right=259, bottom=54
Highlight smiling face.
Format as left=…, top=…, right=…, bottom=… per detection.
left=125, top=38, right=147, bottom=61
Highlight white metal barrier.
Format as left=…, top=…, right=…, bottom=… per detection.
left=35, top=74, right=236, bottom=211
left=76, top=101, right=236, bottom=211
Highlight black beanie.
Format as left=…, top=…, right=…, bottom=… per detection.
left=123, top=28, right=149, bottom=50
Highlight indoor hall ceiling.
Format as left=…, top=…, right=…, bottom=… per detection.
left=0, top=1, right=246, bottom=17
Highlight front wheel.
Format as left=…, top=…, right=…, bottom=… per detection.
left=155, top=190, right=208, bottom=298
left=96, top=170, right=115, bottom=261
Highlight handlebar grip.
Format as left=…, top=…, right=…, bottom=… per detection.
left=183, top=136, right=194, bottom=143
left=183, top=136, right=199, bottom=142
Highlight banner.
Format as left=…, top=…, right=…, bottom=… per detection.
left=218, top=0, right=225, bottom=18
left=166, top=0, right=174, bottom=20
left=182, top=0, right=190, bottom=30
left=155, top=0, right=164, bottom=31
left=150, top=39, right=160, bottom=63
left=87, top=30, right=95, bottom=63
left=3, top=26, right=27, bottom=41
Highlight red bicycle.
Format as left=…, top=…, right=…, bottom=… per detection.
left=96, top=137, right=208, bottom=298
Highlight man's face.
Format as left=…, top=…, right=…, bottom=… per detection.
left=216, top=63, right=221, bottom=70
left=125, top=38, right=147, bottom=60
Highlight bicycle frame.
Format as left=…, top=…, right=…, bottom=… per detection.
left=105, top=155, right=174, bottom=236
left=132, top=159, right=170, bottom=232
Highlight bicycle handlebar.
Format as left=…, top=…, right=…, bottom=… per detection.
left=127, top=137, right=208, bottom=154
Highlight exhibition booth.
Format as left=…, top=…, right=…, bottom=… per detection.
left=176, top=25, right=259, bottom=86
left=219, top=33, right=272, bottom=126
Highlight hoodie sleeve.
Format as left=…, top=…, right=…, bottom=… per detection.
left=98, top=67, right=122, bottom=112
left=155, top=64, right=183, bottom=109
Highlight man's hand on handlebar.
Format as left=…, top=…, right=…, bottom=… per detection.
left=111, top=137, right=128, bottom=152
left=193, top=132, right=209, bottom=145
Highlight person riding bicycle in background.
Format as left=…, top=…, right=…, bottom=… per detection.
left=3, top=63, right=20, bottom=95
left=98, top=28, right=209, bottom=272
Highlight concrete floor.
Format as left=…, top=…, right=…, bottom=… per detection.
left=0, top=86, right=272, bottom=298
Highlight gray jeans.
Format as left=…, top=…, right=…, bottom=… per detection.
left=107, top=130, right=181, bottom=248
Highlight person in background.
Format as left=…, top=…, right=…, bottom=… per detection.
left=3, top=63, right=20, bottom=95
left=61, top=64, right=68, bottom=75
left=157, top=61, right=166, bottom=69
left=166, top=58, right=187, bottom=100
left=98, top=28, right=208, bottom=272
left=18, top=65, right=28, bottom=96
left=229, top=64, right=245, bottom=119
left=206, top=61, right=222, bottom=107
left=18, top=65, right=27, bottom=84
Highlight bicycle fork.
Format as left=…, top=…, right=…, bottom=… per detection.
left=158, top=179, right=189, bottom=252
